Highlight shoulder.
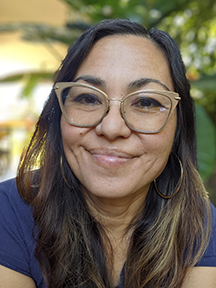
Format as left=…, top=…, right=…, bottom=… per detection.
left=0, top=178, right=44, bottom=287
left=211, top=202, right=216, bottom=223
left=0, top=178, right=34, bottom=229
left=0, top=177, right=34, bottom=262
left=195, top=202, right=216, bottom=267
left=0, top=177, right=30, bottom=210
left=0, top=177, right=18, bottom=196
left=183, top=205, right=216, bottom=287
left=0, top=265, right=36, bottom=288
left=182, top=267, right=216, bottom=287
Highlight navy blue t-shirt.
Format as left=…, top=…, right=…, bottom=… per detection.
left=0, top=178, right=216, bottom=287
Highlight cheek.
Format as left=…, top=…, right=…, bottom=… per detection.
left=60, top=117, right=80, bottom=155
left=61, top=117, right=73, bottom=147
left=139, top=112, right=177, bottom=170
left=60, top=117, right=85, bottom=178
left=142, top=111, right=176, bottom=147
left=160, top=118, right=176, bottom=155
left=60, top=117, right=90, bottom=158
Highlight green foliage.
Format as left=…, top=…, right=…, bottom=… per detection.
left=195, top=104, right=216, bottom=182
left=0, top=23, right=82, bottom=45
left=192, top=74, right=216, bottom=125
left=0, top=71, right=53, bottom=97
left=193, top=74, right=216, bottom=92
left=62, top=0, right=201, bottom=28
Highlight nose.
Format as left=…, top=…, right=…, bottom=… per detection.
left=95, top=100, right=132, bottom=140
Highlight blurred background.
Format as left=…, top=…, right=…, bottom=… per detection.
left=0, top=0, right=215, bottom=204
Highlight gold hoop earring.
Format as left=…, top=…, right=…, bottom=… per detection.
left=154, top=154, right=183, bottom=199
left=60, top=156, right=72, bottom=188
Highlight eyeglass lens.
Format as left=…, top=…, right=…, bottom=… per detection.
left=61, top=85, right=172, bottom=132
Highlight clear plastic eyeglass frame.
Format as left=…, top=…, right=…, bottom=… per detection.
left=54, top=82, right=181, bottom=134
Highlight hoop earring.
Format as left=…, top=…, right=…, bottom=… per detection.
left=154, top=154, right=183, bottom=199
left=60, top=156, right=72, bottom=188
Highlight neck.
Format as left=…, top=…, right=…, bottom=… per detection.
left=82, top=187, right=148, bottom=239
left=82, top=187, right=149, bottom=287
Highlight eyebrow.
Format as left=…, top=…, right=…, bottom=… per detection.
left=74, top=75, right=106, bottom=87
left=73, top=75, right=170, bottom=91
left=128, top=78, right=170, bottom=91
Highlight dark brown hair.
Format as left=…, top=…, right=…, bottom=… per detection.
left=17, top=19, right=211, bottom=288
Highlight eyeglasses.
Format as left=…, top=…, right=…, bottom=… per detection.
left=54, top=82, right=181, bottom=134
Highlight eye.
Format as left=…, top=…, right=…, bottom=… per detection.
left=132, top=96, right=164, bottom=109
left=67, top=93, right=102, bottom=106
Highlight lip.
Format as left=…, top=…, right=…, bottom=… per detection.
left=87, top=148, right=135, bottom=167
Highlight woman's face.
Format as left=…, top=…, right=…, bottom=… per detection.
left=61, top=35, right=177, bottom=203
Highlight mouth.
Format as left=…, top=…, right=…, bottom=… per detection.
left=87, top=148, right=134, bottom=168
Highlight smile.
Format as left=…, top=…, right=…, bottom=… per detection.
left=87, top=148, right=134, bottom=168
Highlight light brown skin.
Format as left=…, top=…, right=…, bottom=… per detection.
left=1, top=35, right=216, bottom=287
left=61, top=35, right=177, bottom=284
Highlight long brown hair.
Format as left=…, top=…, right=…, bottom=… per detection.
left=17, top=19, right=211, bottom=287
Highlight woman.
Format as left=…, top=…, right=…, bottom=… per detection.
left=0, top=19, right=216, bottom=288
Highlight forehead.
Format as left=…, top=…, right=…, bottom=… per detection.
left=75, top=35, right=174, bottom=91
